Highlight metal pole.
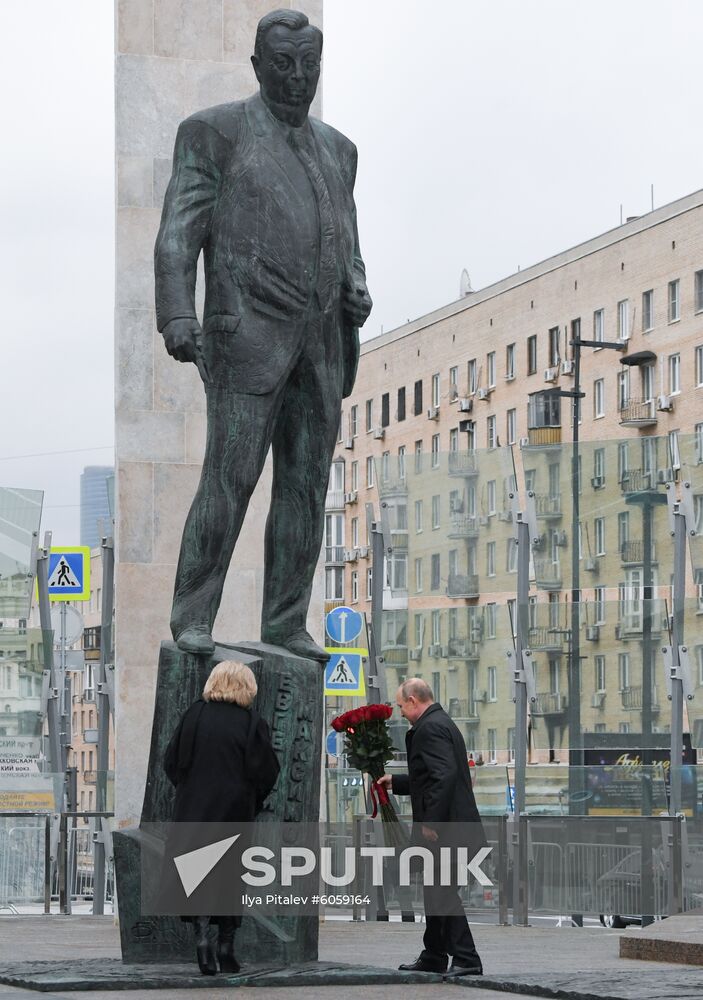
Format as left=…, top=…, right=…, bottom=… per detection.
left=44, top=814, right=51, bottom=914
left=36, top=536, right=62, bottom=775
left=367, top=513, right=388, bottom=704
left=569, top=337, right=582, bottom=789
left=512, top=515, right=531, bottom=922
left=93, top=537, right=114, bottom=914
left=670, top=510, right=686, bottom=817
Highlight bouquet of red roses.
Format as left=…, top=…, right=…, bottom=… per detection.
left=330, top=704, right=407, bottom=845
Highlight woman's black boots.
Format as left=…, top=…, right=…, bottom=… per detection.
left=194, top=916, right=217, bottom=975
left=217, top=917, right=240, bottom=974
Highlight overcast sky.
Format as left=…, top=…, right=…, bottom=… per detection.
left=1, top=0, right=702, bottom=543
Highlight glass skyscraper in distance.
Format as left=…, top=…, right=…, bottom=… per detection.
left=80, top=465, right=114, bottom=549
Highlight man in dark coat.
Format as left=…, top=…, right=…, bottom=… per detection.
left=378, top=678, right=485, bottom=978
left=154, top=8, right=372, bottom=661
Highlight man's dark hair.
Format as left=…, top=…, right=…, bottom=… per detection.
left=400, top=678, right=434, bottom=703
left=254, top=9, right=323, bottom=57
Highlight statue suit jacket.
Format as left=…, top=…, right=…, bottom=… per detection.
left=154, top=93, right=366, bottom=397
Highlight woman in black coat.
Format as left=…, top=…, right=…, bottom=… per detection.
left=163, top=660, right=279, bottom=975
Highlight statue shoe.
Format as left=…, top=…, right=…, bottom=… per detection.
left=285, top=631, right=331, bottom=663
left=217, top=940, right=240, bottom=974
left=176, top=628, right=215, bottom=656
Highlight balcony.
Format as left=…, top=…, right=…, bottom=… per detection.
left=531, top=692, right=568, bottom=716
left=619, top=398, right=658, bottom=428
left=620, top=540, right=657, bottom=565
left=381, top=646, right=408, bottom=667
left=448, top=515, right=479, bottom=539
left=446, top=573, right=480, bottom=599
left=325, top=490, right=345, bottom=510
left=379, top=476, right=408, bottom=497
left=325, top=545, right=345, bottom=564
left=83, top=770, right=97, bottom=784
left=446, top=637, right=481, bottom=660
left=448, top=452, right=479, bottom=477
left=390, top=530, right=408, bottom=550
left=533, top=559, right=562, bottom=590
left=528, top=626, right=565, bottom=652
left=621, top=686, right=661, bottom=713
left=447, top=697, right=481, bottom=722
left=527, top=426, right=562, bottom=448
left=621, top=469, right=656, bottom=494
left=534, top=494, right=562, bottom=519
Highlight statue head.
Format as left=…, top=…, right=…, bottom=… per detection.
left=251, top=9, right=322, bottom=125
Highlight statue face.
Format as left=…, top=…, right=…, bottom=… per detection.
left=253, top=25, right=321, bottom=110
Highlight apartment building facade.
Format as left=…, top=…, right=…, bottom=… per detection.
left=324, top=190, right=703, bottom=764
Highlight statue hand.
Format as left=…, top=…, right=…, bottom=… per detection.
left=162, top=318, right=202, bottom=364
left=342, top=281, right=373, bottom=328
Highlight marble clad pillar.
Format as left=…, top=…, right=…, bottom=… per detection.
left=115, top=0, right=324, bottom=826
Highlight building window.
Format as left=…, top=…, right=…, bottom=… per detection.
left=695, top=423, right=703, bottom=464
left=669, top=429, right=681, bottom=471
left=617, top=369, right=628, bottom=411
left=593, top=378, right=605, bottom=418
left=381, top=451, right=390, bottom=482
left=618, top=441, right=629, bottom=482
left=619, top=653, right=630, bottom=691
left=325, top=512, right=344, bottom=562
left=449, top=365, right=459, bottom=398
left=506, top=343, right=515, bottom=379
left=397, top=386, right=406, bottom=422
left=595, top=655, right=606, bottom=693
left=669, top=353, right=681, bottom=395
left=668, top=279, right=680, bottom=322
left=468, top=359, right=477, bottom=394
left=431, top=609, right=441, bottom=644
left=642, top=289, right=654, bottom=331
left=487, top=729, right=497, bottom=763
left=449, top=428, right=458, bottom=452
left=365, top=399, right=373, bottom=432
left=593, top=308, right=604, bottom=345
left=594, top=517, right=605, bottom=556
left=389, top=551, right=407, bottom=591
left=366, top=567, right=373, bottom=600
left=431, top=433, right=440, bottom=467
left=351, top=516, right=359, bottom=547
left=486, top=541, right=496, bottom=577
left=695, top=270, right=703, bottom=314
left=594, top=586, right=606, bottom=624
left=487, top=351, right=496, bottom=387
left=593, top=447, right=605, bottom=486
left=325, top=566, right=344, bottom=601
left=506, top=408, right=516, bottom=445
left=488, top=666, right=497, bottom=702
left=617, top=299, right=630, bottom=340
left=527, top=335, right=537, bottom=374
left=351, top=571, right=359, bottom=603
left=337, top=414, right=343, bottom=442
left=415, top=558, right=423, bottom=593
left=506, top=537, right=518, bottom=573
left=414, top=614, right=424, bottom=649
left=350, top=461, right=358, bottom=492
left=487, top=415, right=497, bottom=449
left=618, top=511, right=630, bottom=549
left=431, top=495, right=440, bottom=529
left=415, top=499, right=423, bottom=533
left=431, top=372, right=440, bottom=408
left=366, top=456, right=374, bottom=488
left=431, top=553, right=440, bottom=591
left=414, top=379, right=423, bottom=415
left=381, top=392, right=389, bottom=427
left=486, top=603, right=497, bottom=638
left=350, top=404, right=358, bottom=437
left=548, top=326, right=560, bottom=367
left=696, top=346, right=703, bottom=388
left=487, top=479, right=496, bottom=515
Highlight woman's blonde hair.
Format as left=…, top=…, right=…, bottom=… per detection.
left=203, top=660, right=257, bottom=707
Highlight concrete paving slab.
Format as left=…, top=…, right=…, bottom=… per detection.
left=619, top=911, right=703, bottom=965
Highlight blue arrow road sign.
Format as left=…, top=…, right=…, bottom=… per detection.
left=326, top=731, right=340, bottom=756
left=325, top=606, right=364, bottom=645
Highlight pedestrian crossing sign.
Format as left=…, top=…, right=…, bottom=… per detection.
left=324, top=649, right=366, bottom=697
left=47, top=547, right=90, bottom=602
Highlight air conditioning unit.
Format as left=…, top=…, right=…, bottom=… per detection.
left=440, top=645, right=449, bottom=657
left=657, top=468, right=673, bottom=484
left=591, top=476, right=604, bottom=489
left=560, top=359, right=575, bottom=376
left=343, top=548, right=358, bottom=562
left=519, top=436, right=530, bottom=448
left=449, top=384, right=459, bottom=401
left=477, top=387, right=491, bottom=401
left=473, top=690, right=488, bottom=704
left=428, top=643, right=442, bottom=657
left=357, top=546, right=369, bottom=558
left=409, top=648, right=422, bottom=661
left=478, top=514, right=489, bottom=526
left=657, top=394, right=673, bottom=412
left=458, top=397, right=473, bottom=413
left=585, top=624, right=600, bottom=641
left=584, top=557, right=599, bottom=572
left=498, top=511, right=513, bottom=522
left=591, top=692, right=606, bottom=708
left=344, top=490, right=358, bottom=504
left=373, top=427, right=385, bottom=440
left=344, top=438, right=354, bottom=450
left=544, top=366, right=559, bottom=383
left=427, top=406, right=440, bottom=420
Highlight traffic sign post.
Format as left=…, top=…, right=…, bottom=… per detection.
left=325, top=606, right=364, bottom=646
left=47, top=547, right=91, bottom=602
left=324, top=649, right=366, bottom=697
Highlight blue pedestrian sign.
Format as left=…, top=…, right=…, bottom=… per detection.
left=326, top=731, right=340, bottom=756
left=47, top=547, right=91, bottom=603
left=324, top=650, right=365, bottom=697
left=325, top=606, right=364, bottom=645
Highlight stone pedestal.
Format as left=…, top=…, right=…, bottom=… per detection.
left=114, top=640, right=322, bottom=964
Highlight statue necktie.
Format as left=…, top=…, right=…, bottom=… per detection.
left=288, top=128, right=338, bottom=302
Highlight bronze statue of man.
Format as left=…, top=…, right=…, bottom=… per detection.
left=154, top=9, right=372, bottom=662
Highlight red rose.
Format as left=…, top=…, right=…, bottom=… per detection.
left=331, top=716, right=344, bottom=732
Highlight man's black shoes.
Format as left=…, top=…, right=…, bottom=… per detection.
left=444, top=961, right=483, bottom=977
left=398, top=957, right=447, bottom=973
